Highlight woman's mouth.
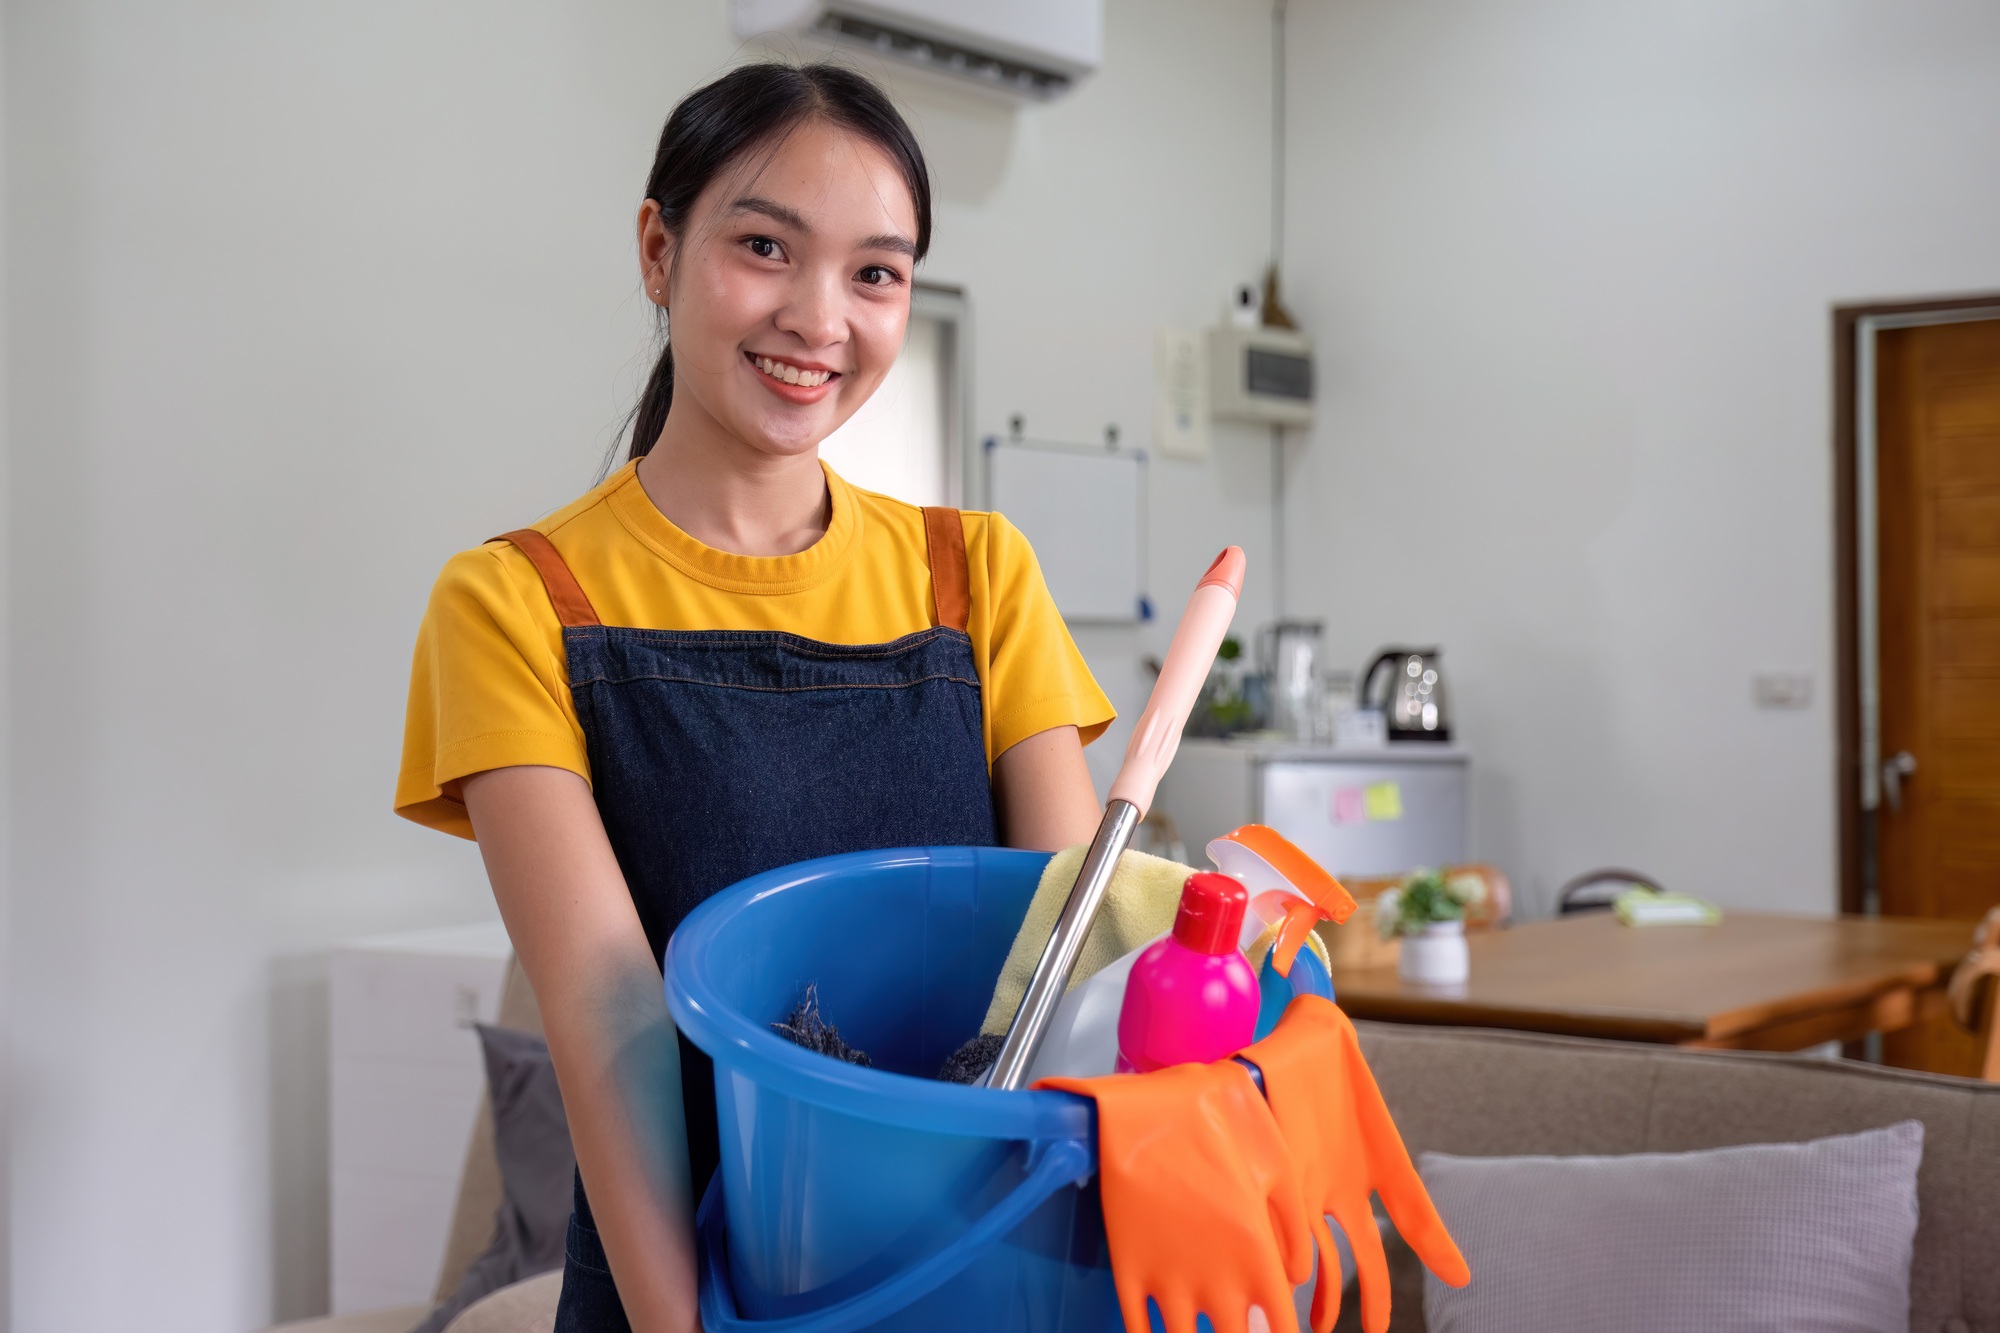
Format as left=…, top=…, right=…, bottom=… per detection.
left=748, top=352, right=838, bottom=389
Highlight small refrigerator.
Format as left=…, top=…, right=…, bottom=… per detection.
left=1155, top=739, right=1469, bottom=879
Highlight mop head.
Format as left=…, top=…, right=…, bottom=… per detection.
left=770, top=983, right=872, bottom=1068
left=937, top=1033, right=1005, bottom=1084
left=772, top=992, right=1006, bottom=1083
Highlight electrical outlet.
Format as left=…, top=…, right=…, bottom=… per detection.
left=1752, top=671, right=1813, bottom=709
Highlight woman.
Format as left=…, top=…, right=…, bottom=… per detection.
left=396, top=63, right=1113, bottom=1331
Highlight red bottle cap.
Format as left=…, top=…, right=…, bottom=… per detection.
left=1172, top=872, right=1249, bottom=955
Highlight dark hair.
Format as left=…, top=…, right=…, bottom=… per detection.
left=623, top=62, right=933, bottom=463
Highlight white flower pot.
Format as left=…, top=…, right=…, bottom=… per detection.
left=1398, top=920, right=1469, bottom=986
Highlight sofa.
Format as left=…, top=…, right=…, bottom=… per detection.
left=1338, top=1022, right=2000, bottom=1333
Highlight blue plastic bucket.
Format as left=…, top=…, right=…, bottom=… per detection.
left=665, top=846, right=1119, bottom=1333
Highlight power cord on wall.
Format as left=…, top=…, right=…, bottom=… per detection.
left=1271, top=0, right=1289, bottom=619
left=1272, top=0, right=1286, bottom=267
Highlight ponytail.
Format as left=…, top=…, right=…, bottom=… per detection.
left=620, top=62, right=933, bottom=463
left=627, top=340, right=676, bottom=465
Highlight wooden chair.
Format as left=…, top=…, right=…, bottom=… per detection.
left=1446, top=864, right=1514, bottom=932
left=1946, top=907, right=2000, bottom=1083
left=1555, top=867, right=1664, bottom=917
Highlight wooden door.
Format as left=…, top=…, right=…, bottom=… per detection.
left=1876, top=317, right=2000, bottom=1076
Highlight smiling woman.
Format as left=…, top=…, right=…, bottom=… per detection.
left=394, top=62, right=1114, bottom=1333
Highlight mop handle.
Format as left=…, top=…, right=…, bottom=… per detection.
left=985, top=548, right=1246, bottom=1091
left=1108, top=547, right=1247, bottom=814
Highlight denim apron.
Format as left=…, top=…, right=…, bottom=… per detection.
left=498, top=507, right=998, bottom=1332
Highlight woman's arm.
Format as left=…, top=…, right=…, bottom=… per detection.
left=461, top=765, right=697, bottom=1333
left=992, top=724, right=1104, bottom=851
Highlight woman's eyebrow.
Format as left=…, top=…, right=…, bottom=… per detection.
left=858, top=231, right=918, bottom=257
left=727, top=196, right=811, bottom=230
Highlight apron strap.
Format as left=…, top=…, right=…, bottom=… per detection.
left=922, top=507, right=971, bottom=633
left=495, top=529, right=602, bottom=628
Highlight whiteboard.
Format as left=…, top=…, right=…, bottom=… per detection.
left=987, top=439, right=1146, bottom=623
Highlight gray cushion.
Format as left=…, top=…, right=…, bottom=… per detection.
left=440, top=1271, right=562, bottom=1333
left=414, top=1027, right=574, bottom=1333
left=266, top=1305, right=430, bottom=1333
left=1417, top=1121, right=1924, bottom=1333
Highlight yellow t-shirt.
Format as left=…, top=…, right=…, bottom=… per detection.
left=396, top=460, right=1114, bottom=838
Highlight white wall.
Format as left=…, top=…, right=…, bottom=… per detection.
left=1279, top=0, right=2000, bottom=917
left=2, top=1, right=1272, bottom=1327
left=0, top=9, right=12, bottom=1326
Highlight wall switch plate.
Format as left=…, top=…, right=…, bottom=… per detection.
left=1752, top=671, right=1813, bottom=709
left=1153, top=326, right=1210, bottom=460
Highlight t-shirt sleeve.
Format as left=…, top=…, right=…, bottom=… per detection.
left=394, top=544, right=590, bottom=838
left=980, top=513, right=1117, bottom=757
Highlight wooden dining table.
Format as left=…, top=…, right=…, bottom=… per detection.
left=1332, top=911, right=1976, bottom=1051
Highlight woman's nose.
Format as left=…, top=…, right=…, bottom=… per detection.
left=774, top=266, right=847, bottom=349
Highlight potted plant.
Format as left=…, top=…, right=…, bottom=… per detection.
left=1376, top=869, right=1486, bottom=985
left=1188, top=636, right=1256, bottom=737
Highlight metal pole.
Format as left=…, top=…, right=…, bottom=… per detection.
left=985, top=799, right=1143, bottom=1090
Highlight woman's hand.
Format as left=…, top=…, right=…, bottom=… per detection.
left=462, top=765, right=699, bottom=1333
left=993, top=724, right=1103, bottom=851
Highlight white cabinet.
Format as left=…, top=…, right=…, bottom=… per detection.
left=329, top=922, right=511, bottom=1315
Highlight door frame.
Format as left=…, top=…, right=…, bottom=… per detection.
left=1834, top=294, right=2000, bottom=914
left=910, top=280, right=975, bottom=507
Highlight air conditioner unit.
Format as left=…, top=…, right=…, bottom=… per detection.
left=731, top=0, right=1103, bottom=101
left=1208, top=324, right=1314, bottom=427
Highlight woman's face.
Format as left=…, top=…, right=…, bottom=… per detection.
left=642, top=120, right=918, bottom=460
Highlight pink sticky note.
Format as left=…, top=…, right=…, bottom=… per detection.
left=1332, top=787, right=1367, bottom=824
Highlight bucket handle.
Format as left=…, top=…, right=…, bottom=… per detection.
left=697, top=1136, right=1095, bottom=1333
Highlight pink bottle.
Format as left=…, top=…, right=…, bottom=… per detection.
left=1115, top=872, right=1261, bottom=1073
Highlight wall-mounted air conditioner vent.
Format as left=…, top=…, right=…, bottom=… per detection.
left=732, top=1, right=1103, bottom=102
left=811, top=10, right=1068, bottom=98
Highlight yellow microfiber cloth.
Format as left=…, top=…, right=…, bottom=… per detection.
left=980, top=846, right=1195, bottom=1037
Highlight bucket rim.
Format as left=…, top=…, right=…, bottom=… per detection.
left=665, top=846, right=1096, bottom=1140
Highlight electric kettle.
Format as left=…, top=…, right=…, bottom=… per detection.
left=1361, top=647, right=1451, bottom=741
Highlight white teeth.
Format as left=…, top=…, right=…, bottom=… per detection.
left=755, top=355, right=830, bottom=387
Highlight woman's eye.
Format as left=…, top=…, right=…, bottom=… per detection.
left=857, top=265, right=902, bottom=287
left=746, top=236, right=781, bottom=260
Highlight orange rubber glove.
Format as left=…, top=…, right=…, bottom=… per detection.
left=1037, top=1061, right=1315, bottom=1333
left=1241, top=996, right=1469, bottom=1333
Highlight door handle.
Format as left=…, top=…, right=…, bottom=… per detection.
left=1882, top=751, right=1918, bottom=812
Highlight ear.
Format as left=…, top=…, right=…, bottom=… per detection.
left=637, top=200, right=675, bottom=308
